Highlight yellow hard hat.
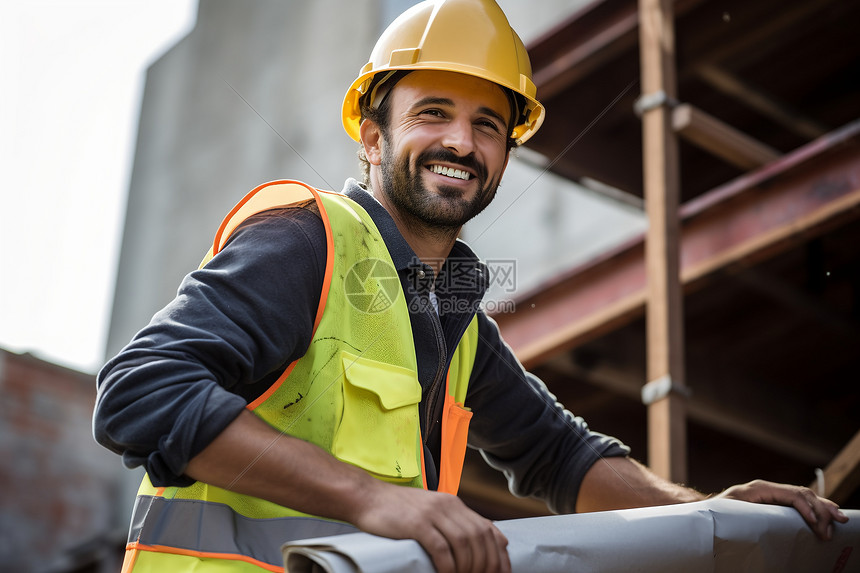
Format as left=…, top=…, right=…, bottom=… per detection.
left=342, top=0, right=545, bottom=145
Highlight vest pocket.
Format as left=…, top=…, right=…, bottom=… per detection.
left=333, top=351, right=422, bottom=482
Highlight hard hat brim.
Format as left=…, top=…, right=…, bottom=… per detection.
left=342, top=65, right=544, bottom=145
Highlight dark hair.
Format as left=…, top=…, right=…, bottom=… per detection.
left=356, top=74, right=521, bottom=187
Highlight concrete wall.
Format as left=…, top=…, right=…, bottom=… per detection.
left=107, top=0, right=383, bottom=358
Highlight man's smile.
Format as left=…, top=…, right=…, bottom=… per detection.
left=427, top=164, right=473, bottom=181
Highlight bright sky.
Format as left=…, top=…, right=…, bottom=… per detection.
left=0, top=0, right=197, bottom=374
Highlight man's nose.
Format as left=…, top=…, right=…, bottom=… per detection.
left=441, top=117, right=476, bottom=156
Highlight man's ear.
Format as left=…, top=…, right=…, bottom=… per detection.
left=360, top=119, right=383, bottom=166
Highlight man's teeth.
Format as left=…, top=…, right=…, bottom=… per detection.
left=429, top=165, right=472, bottom=180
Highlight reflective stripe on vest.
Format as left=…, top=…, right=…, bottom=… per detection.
left=128, top=495, right=356, bottom=569
left=124, top=180, right=479, bottom=571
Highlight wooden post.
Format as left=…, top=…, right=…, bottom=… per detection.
left=638, top=0, right=688, bottom=482
left=811, top=430, right=860, bottom=505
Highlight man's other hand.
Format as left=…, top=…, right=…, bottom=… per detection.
left=715, top=479, right=849, bottom=540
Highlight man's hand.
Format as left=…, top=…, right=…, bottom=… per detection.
left=714, top=479, right=849, bottom=540
left=186, top=410, right=509, bottom=573
left=578, top=457, right=850, bottom=541
left=352, top=480, right=510, bottom=573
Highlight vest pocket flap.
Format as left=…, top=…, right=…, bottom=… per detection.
left=341, top=352, right=421, bottom=410
left=335, top=351, right=422, bottom=482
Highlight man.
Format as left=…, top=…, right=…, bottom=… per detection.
left=94, top=1, right=848, bottom=572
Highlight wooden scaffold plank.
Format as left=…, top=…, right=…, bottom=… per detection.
left=672, top=103, right=780, bottom=170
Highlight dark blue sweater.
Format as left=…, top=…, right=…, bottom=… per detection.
left=94, top=179, right=629, bottom=514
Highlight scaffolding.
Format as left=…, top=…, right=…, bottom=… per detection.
left=469, top=0, right=860, bottom=515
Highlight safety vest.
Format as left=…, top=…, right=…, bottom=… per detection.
left=121, top=180, right=479, bottom=572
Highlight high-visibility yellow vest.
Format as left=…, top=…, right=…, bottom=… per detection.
left=122, top=181, right=479, bottom=572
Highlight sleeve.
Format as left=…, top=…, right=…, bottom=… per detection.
left=465, top=311, right=631, bottom=514
left=93, top=206, right=326, bottom=487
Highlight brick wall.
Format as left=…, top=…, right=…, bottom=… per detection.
left=0, top=350, right=125, bottom=572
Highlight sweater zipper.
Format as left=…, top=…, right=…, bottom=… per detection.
left=423, top=300, right=448, bottom=444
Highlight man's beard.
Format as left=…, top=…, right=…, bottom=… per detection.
left=379, top=144, right=500, bottom=236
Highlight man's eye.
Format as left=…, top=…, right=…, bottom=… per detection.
left=478, top=119, right=501, bottom=132
left=421, top=109, right=444, bottom=117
